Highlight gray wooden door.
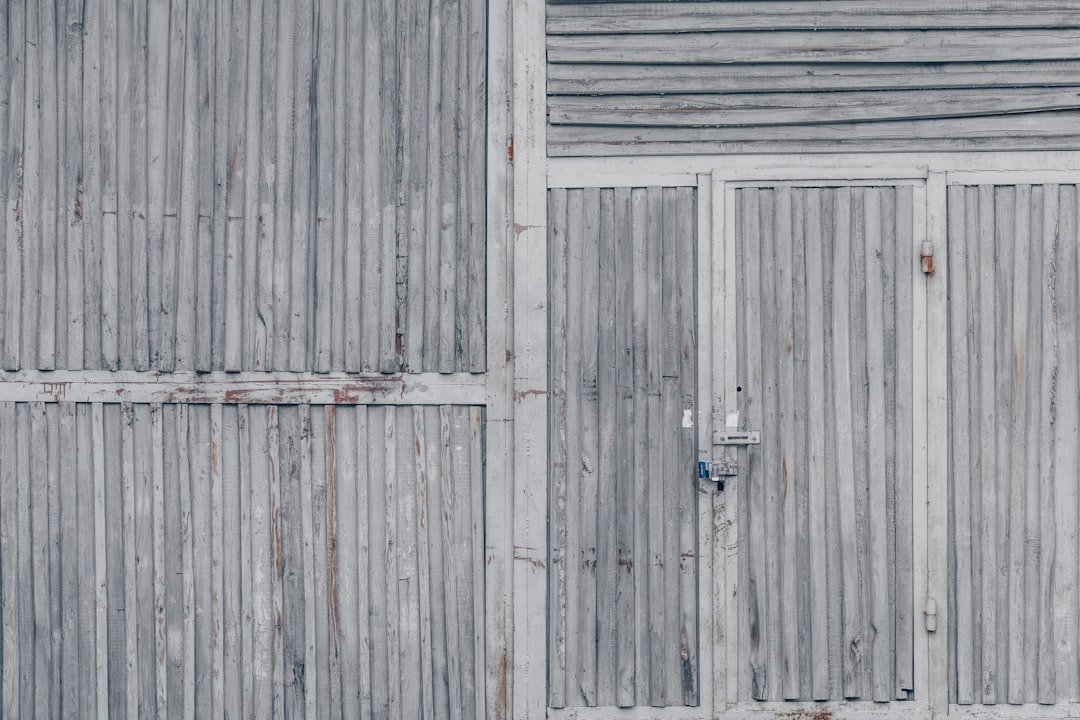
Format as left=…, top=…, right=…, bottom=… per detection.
left=946, top=181, right=1080, bottom=711
left=546, top=186, right=704, bottom=713
left=723, top=183, right=922, bottom=709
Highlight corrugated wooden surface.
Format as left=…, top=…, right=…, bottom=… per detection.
left=948, top=183, right=1080, bottom=706
left=546, top=1, right=1080, bottom=156
left=734, top=185, right=915, bottom=702
left=547, top=186, right=699, bottom=708
left=0, top=401, right=485, bottom=718
left=0, top=0, right=485, bottom=373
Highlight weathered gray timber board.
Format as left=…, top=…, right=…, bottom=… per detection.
left=948, top=183, right=1080, bottom=705
left=547, top=2, right=1080, bottom=156
left=0, top=0, right=485, bottom=373
left=733, top=185, right=915, bottom=703
left=0, top=401, right=485, bottom=718
left=547, top=186, right=699, bottom=709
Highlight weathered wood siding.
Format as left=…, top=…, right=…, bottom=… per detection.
left=947, top=183, right=1080, bottom=705
left=0, top=0, right=485, bottom=373
left=547, top=1, right=1080, bottom=156
left=733, top=185, right=915, bottom=702
left=0, top=401, right=485, bottom=718
left=547, top=186, right=699, bottom=708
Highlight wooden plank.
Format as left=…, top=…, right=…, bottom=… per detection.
left=547, top=112, right=1080, bottom=157
left=1052, top=184, right=1080, bottom=700
left=546, top=1, right=1080, bottom=33
left=121, top=404, right=139, bottom=718
left=178, top=406, right=197, bottom=720
left=395, top=406, right=422, bottom=719
left=548, top=188, right=568, bottom=708
left=319, top=407, right=344, bottom=720
left=341, top=0, right=363, bottom=372
left=238, top=403, right=255, bottom=718
left=14, top=403, right=32, bottom=719
left=547, top=29, right=1080, bottom=65
left=189, top=0, right=214, bottom=372
left=355, top=407, right=373, bottom=715
left=92, top=403, right=109, bottom=719
left=596, top=187, right=618, bottom=706
left=98, top=0, right=119, bottom=370
left=150, top=404, right=168, bottom=717
left=862, top=189, right=892, bottom=702
left=630, top=187, right=650, bottom=705
left=644, top=187, right=665, bottom=706
left=268, top=0, right=295, bottom=371
left=893, top=185, right=916, bottom=697
left=549, top=87, right=1080, bottom=129
left=421, top=0, right=444, bottom=375
left=333, top=406, right=360, bottom=718
left=220, top=404, right=243, bottom=720
left=548, top=60, right=1080, bottom=97
left=2, top=0, right=27, bottom=370
left=802, top=188, right=829, bottom=701
left=190, top=407, right=213, bottom=720
left=1037, top=185, right=1059, bottom=704
left=412, top=408, right=435, bottom=716
left=0, top=2, right=13, bottom=368
left=948, top=184, right=975, bottom=704
left=674, top=185, right=698, bottom=707
left=423, top=406, right=450, bottom=717
left=399, top=0, right=425, bottom=373
left=376, top=0, right=398, bottom=373
left=57, top=403, right=80, bottom=718
left=222, top=0, right=246, bottom=371
left=565, top=188, right=585, bottom=705
left=29, top=403, right=51, bottom=715
left=439, top=405, right=465, bottom=720
left=289, top=1, right=313, bottom=372
left=367, top=407, right=391, bottom=716
left=469, top=407, right=486, bottom=715
left=61, top=0, right=84, bottom=369
left=267, top=407, right=285, bottom=717
left=211, top=404, right=226, bottom=717
left=114, top=0, right=136, bottom=369
left=312, top=0, right=335, bottom=373
left=20, top=0, right=41, bottom=372
left=613, top=185, right=636, bottom=707
left=578, top=187, right=601, bottom=707
left=35, top=0, right=58, bottom=370
left=829, top=188, right=862, bottom=700
left=248, top=405, right=274, bottom=719
left=359, top=0, right=382, bottom=373
left=465, top=0, right=488, bottom=372
left=278, top=407, right=305, bottom=719
left=143, top=0, right=167, bottom=369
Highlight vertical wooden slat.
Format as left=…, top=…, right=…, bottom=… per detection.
left=385, top=408, right=403, bottom=718
left=238, top=403, right=255, bottom=718
left=98, top=0, right=118, bottom=371
left=894, top=185, right=916, bottom=697
left=308, top=407, right=332, bottom=720
left=114, top=0, right=135, bottom=369
left=190, top=407, right=213, bottom=720
left=377, top=2, right=398, bottom=373
left=150, top=404, right=168, bottom=717
left=13, top=404, right=31, bottom=719
left=596, top=187, right=618, bottom=706
left=320, top=406, right=344, bottom=720
left=0, top=3, right=13, bottom=368
left=435, top=0, right=458, bottom=374
left=91, top=403, right=109, bottom=719
left=579, top=186, right=601, bottom=707
left=58, top=403, right=80, bottom=718
left=358, top=0, right=380, bottom=372
left=211, top=404, right=226, bottom=717
left=566, top=188, right=586, bottom=706
left=341, top=1, right=362, bottom=372
left=20, top=0, right=40, bottom=372
left=61, top=0, right=83, bottom=369
left=774, top=186, right=800, bottom=702
left=36, top=0, right=57, bottom=370
left=278, top=407, right=305, bottom=719
left=178, top=406, right=196, bottom=720
left=333, top=405, right=359, bottom=718
left=864, top=189, right=892, bottom=702
left=413, top=407, right=435, bottom=716
left=949, top=184, right=975, bottom=704
left=312, top=0, right=335, bottom=373
left=248, top=405, right=273, bottom=718
left=424, top=405, right=450, bottom=718
left=1054, top=184, right=1080, bottom=701
left=129, top=0, right=149, bottom=369
left=121, top=404, right=139, bottom=718
left=804, top=188, right=830, bottom=701
left=0, top=403, right=14, bottom=719
left=2, top=0, right=25, bottom=371
left=221, top=405, right=244, bottom=720
left=548, top=188, right=568, bottom=708
left=29, top=403, right=50, bottom=715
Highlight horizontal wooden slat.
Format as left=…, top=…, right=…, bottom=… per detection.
left=548, top=61, right=1080, bottom=96
left=0, top=371, right=486, bottom=405
left=548, top=1, right=1080, bottom=34
left=548, top=29, right=1080, bottom=65
left=548, top=111, right=1080, bottom=156
left=550, top=87, right=1080, bottom=127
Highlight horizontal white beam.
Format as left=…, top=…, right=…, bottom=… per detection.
left=0, top=371, right=487, bottom=406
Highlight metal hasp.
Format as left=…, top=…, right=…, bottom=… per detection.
left=713, top=430, right=761, bottom=445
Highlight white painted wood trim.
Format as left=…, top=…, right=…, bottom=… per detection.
left=946, top=170, right=1080, bottom=185
left=547, top=172, right=699, bottom=188
left=695, top=173, right=717, bottom=719
left=0, top=371, right=486, bottom=405
left=549, top=151, right=1080, bottom=183
left=911, top=180, right=932, bottom=711
left=948, top=705, right=1080, bottom=719
left=925, top=171, right=951, bottom=720
left=486, top=0, right=515, bottom=717
left=513, top=0, right=549, bottom=716
left=546, top=707, right=712, bottom=720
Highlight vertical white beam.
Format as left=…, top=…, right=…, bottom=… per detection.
left=925, top=171, right=950, bottom=718
left=512, top=0, right=548, bottom=715
left=487, top=0, right=515, bottom=717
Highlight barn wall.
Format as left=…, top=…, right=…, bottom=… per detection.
left=546, top=186, right=698, bottom=708
left=0, top=0, right=485, bottom=374
left=0, top=401, right=485, bottom=718
left=547, top=1, right=1080, bottom=156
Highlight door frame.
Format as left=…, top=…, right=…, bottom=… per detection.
left=535, top=153, right=1080, bottom=720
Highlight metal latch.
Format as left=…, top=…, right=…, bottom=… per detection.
left=713, top=430, right=760, bottom=445
left=698, top=460, right=733, bottom=490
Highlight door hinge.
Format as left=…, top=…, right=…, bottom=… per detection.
left=920, top=240, right=935, bottom=276
left=923, top=598, right=938, bottom=632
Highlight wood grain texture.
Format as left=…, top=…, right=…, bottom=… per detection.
left=948, top=183, right=1080, bottom=706
left=0, top=0, right=485, bottom=373
left=0, top=402, right=484, bottom=718
left=733, top=185, right=917, bottom=703
left=546, top=3, right=1080, bottom=155
left=547, top=185, right=699, bottom=709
